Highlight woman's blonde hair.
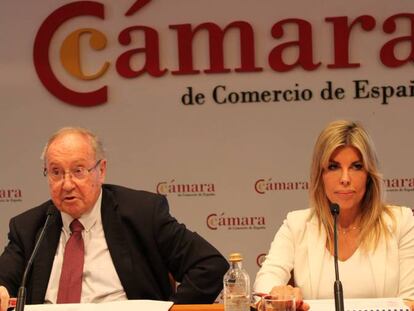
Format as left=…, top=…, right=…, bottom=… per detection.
left=309, top=120, right=393, bottom=250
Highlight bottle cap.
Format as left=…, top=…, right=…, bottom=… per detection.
left=229, top=253, right=243, bottom=262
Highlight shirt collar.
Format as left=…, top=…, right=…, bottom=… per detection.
left=60, top=189, right=102, bottom=233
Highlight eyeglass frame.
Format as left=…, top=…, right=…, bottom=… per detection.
left=43, top=159, right=103, bottom=182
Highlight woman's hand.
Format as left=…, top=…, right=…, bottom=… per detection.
left=404, top=299, right=414, bottom=311
left=269, top=285, right=310, bottom=311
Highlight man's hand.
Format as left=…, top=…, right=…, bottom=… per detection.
left=0, top=286, right=10, bottom=311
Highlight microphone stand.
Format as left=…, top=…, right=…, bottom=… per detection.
left=15, top=208, right=55, bottom=311
left=330, top=203, right=345, bottom=311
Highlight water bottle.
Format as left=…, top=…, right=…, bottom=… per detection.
left=223, top=253, right=250, bottom=311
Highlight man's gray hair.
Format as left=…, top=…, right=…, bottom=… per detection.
left=41, top=127, right=106, bottom=163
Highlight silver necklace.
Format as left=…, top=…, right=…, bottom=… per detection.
left=338, top=225, right=360, bottom=234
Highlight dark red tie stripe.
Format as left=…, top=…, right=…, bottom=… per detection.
left=56, top=219, right=84, bottom=303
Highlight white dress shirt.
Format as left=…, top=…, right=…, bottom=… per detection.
left=317, top=248, right=376, bottom=298
left=45, top=191, right=127, bottom=303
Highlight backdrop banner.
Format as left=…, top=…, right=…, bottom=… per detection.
left=1, top=0, right=414, bottom=282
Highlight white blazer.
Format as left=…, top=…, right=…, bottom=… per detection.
left=254, top=206, right=414, bottom=300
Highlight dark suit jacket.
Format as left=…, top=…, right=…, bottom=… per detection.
left=0, top=184, right=229, bottom=304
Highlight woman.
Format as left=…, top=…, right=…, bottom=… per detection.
left=253, top=120, right=414, bottom=310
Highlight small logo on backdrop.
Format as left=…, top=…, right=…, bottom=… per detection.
left=254, top=178, right=309, bottom=194
left=384, top=177, right=414, bottom=192
left=156, top=179, right=216, bottom=197
left=0, top=188, right=23, bottom=203
left=206, top=212, right=266, bottom=230
left=256, top=253, right=267, bottom=267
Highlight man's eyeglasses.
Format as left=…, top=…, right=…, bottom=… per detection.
left=43, top=160, right=102, bottom=182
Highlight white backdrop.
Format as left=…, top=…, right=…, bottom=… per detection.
left=1, top=0, right=414, bottom=282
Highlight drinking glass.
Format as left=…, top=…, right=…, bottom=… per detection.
left=261, top=294, right=296, bottom=311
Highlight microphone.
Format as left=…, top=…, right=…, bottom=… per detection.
left=15, top=206, right=56, bottom=311
left=329, top=203, right=344, bottom=311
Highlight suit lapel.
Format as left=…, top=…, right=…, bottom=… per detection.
left=306, top=217, right=327, bottom=298
left=101, top=189, right=136, bottom=298
left=367, top=231, right=387, bottom=297
left=29, top=205, right=62, bottom=304
left=101, top=188, right=165, bottom=300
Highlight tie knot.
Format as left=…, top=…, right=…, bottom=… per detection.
left=70, top=219, right=84, bottom=233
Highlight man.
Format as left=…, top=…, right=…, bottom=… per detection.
left=0, top=127, right=228, bottom=311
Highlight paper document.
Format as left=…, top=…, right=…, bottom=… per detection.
left=306, top=298, right=409, bottom=311
left=25, top=300, right=174, bottom=311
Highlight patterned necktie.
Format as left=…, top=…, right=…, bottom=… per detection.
left=56, top=219, right=85, bottom=303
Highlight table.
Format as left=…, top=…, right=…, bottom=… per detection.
left=170, top=304, right=224, bottom=311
